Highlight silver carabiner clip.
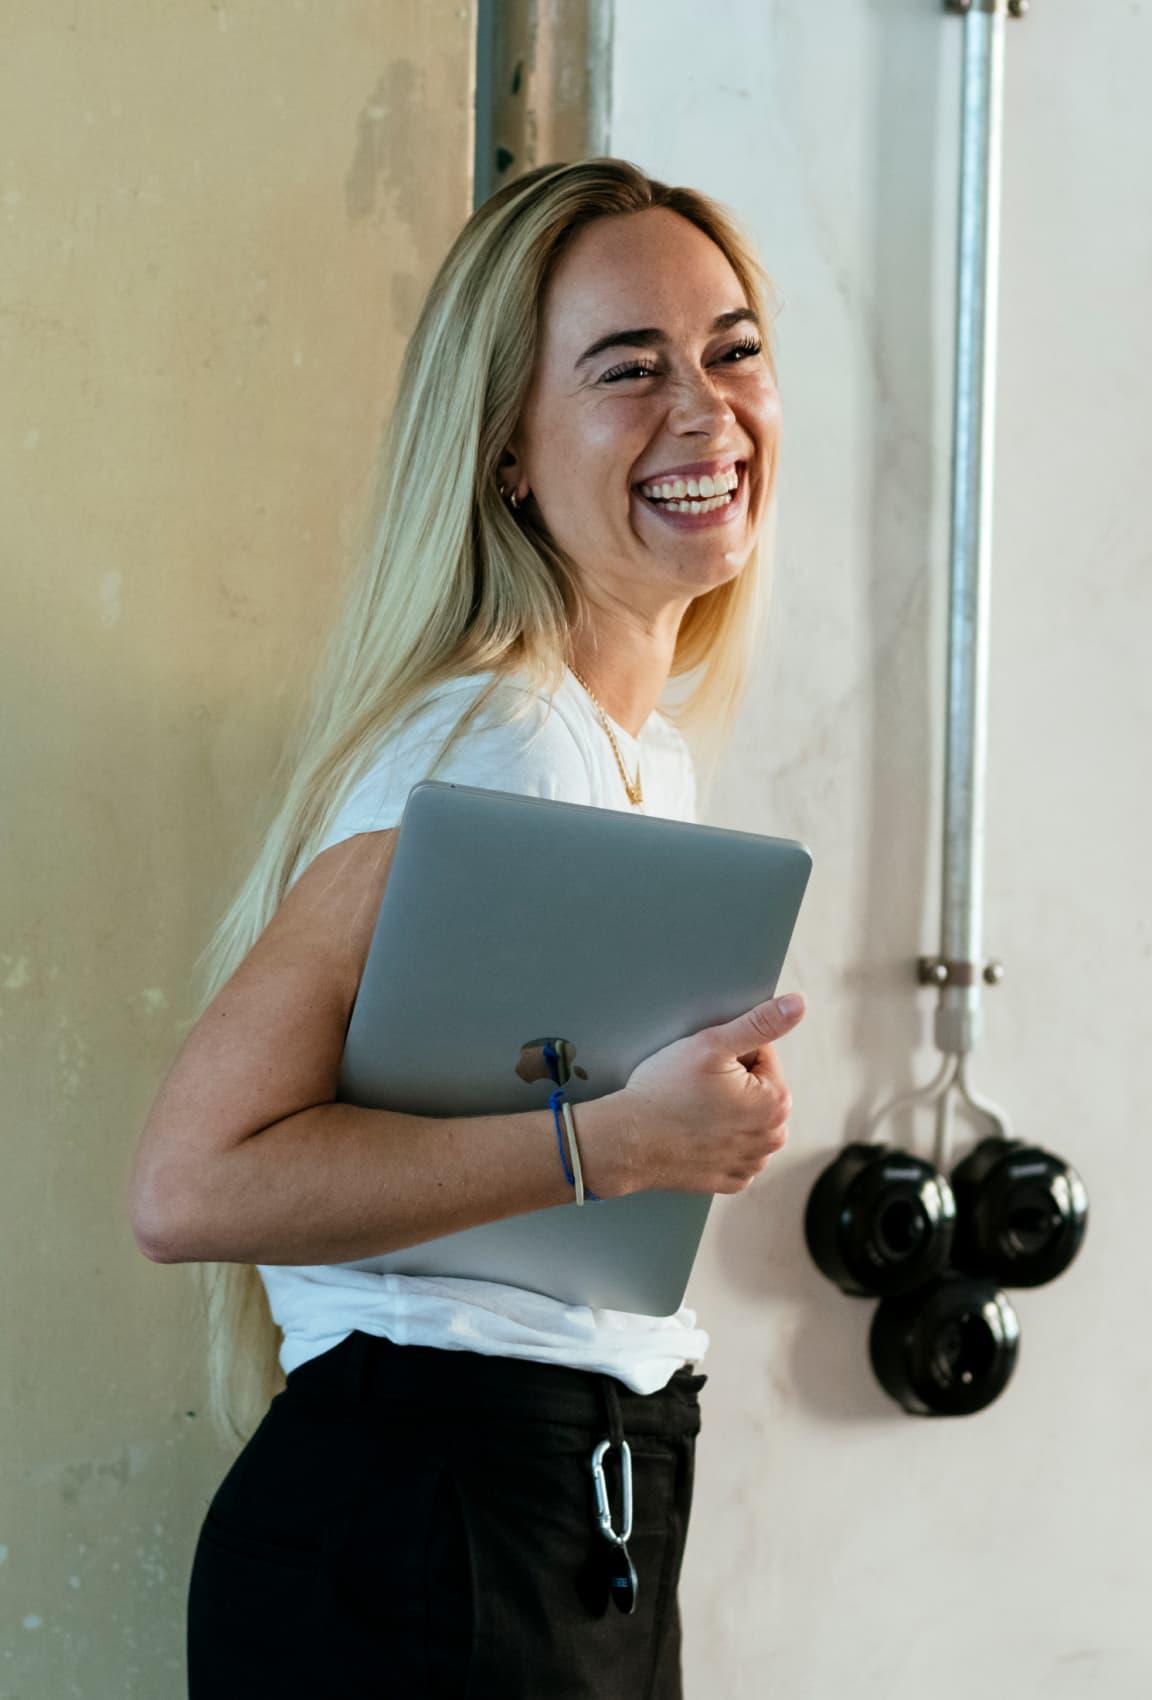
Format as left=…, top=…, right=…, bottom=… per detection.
left=590, top=1437, right=633, bottom=1546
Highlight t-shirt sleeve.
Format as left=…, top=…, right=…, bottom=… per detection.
left=288, top=683, right=593, bottom=888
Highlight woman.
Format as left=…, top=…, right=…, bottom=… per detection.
left=130, top=157, right=806, bottom=1698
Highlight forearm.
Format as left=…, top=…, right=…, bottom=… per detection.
left=149, top=1093, right=634, bottom=1265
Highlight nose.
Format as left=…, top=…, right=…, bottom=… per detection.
left=665, top=371, right=737, bottom=437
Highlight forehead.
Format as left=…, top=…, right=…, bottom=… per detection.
left=539, top=207, right=747, bottom=351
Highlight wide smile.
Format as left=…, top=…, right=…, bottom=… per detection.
left=631, top=459, right=749, bottom=531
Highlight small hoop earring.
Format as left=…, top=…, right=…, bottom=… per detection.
left=509, top=489, right=521, bottom=510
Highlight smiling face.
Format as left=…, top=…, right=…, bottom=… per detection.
left=502, top=206, right=781, bottom=611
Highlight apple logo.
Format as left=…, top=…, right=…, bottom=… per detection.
left=516, top=1037, right=589, bottom=1090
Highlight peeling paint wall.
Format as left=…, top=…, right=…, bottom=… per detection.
left=0, top=3, right=474, bottom=1691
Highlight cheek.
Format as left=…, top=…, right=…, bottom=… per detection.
left=735, top=374, right=780, bottom=431
left=741, top=392, right=782, bottom=501
left=583, top=398, right=654, bottom=454
left=547, top=407, right=653, bottom=517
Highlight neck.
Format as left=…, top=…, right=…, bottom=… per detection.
left=570, top=625, right=680, bottom=739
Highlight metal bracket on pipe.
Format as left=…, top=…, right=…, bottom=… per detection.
left=944, top=0, right=1030, bottom=17
left=918, top=956, right=1005, bottom=988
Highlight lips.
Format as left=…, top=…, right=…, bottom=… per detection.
left=632, top=467, right=748, bottom=528
left=632, top=456, right=745, bottom=490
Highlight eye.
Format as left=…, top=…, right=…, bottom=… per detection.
left=599, top=337, right=763, bottom=385
left=599, top=358, right=660, bottom=384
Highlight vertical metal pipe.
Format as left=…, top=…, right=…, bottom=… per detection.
left=473, top=0, right=614, bottom=212
left=473, top=0, right=498, bottom=209
left=936, top=1, right=1008, bottom=1057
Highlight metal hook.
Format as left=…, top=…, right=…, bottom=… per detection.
left=590, top=1438, right=633, bottom=1547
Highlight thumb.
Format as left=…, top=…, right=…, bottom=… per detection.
left=714, top=992, right=806, bottom=1050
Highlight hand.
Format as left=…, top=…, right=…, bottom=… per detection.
left=613, top=993, right=805, bottom=1195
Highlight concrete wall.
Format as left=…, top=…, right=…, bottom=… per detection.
left=0, top=4, right=475, bottom=1692
left=608, top=3, right=1151, bottom=1695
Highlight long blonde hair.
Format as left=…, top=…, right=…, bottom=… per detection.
left=189, top=157, right=783, bottom=1452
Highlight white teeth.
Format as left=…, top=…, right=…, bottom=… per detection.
left=639, top=466, right=739, bottom=501
left=653, top=490, right=733, bottom=515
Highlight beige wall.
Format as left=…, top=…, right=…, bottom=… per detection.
left=0, top=4, right=475, bottom=1691
left=611, top=3, right=1152, bottom=1696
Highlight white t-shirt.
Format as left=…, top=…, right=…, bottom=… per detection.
left=257, top=665, right=711, bottom=1394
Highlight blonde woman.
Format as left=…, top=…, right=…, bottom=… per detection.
left=130, top=157, right=806, bottom=1699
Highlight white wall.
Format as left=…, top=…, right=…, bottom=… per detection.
left=612, top=4, right=1152, bottom=1695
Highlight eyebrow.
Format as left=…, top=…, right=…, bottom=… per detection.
left=574, top=307, right=761, bottom=370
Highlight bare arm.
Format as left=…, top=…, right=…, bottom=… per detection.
left=128, top=830, right=635, bottom=1265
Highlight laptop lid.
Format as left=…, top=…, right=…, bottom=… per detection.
left=336, top=781, right=812, bottom=1314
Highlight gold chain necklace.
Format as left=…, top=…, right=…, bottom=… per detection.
left=569, top=666, right=644, bottom=807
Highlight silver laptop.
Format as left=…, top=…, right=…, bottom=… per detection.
left=337, top=781, right=812, bottom=1314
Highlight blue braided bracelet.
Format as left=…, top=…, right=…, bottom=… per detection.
left=548, top=1085, right=601, bottom=1202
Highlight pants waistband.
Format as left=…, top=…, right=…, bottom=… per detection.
left=284, top=1330, right=705, bottom=1442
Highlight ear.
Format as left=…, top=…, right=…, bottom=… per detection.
left=497, top=442, right=530, bottom=501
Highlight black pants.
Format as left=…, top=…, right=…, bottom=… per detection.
left=186, top=1330, right=705, bottom=1698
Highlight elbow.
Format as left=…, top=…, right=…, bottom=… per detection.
left=135, top=1231, right=180, bottom=1264
left=128, top=1179, right=193, bottom=1264
left=131, top=1206, right=182, bottom=1264
left=131, top=1218, right=179, bottom=1263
